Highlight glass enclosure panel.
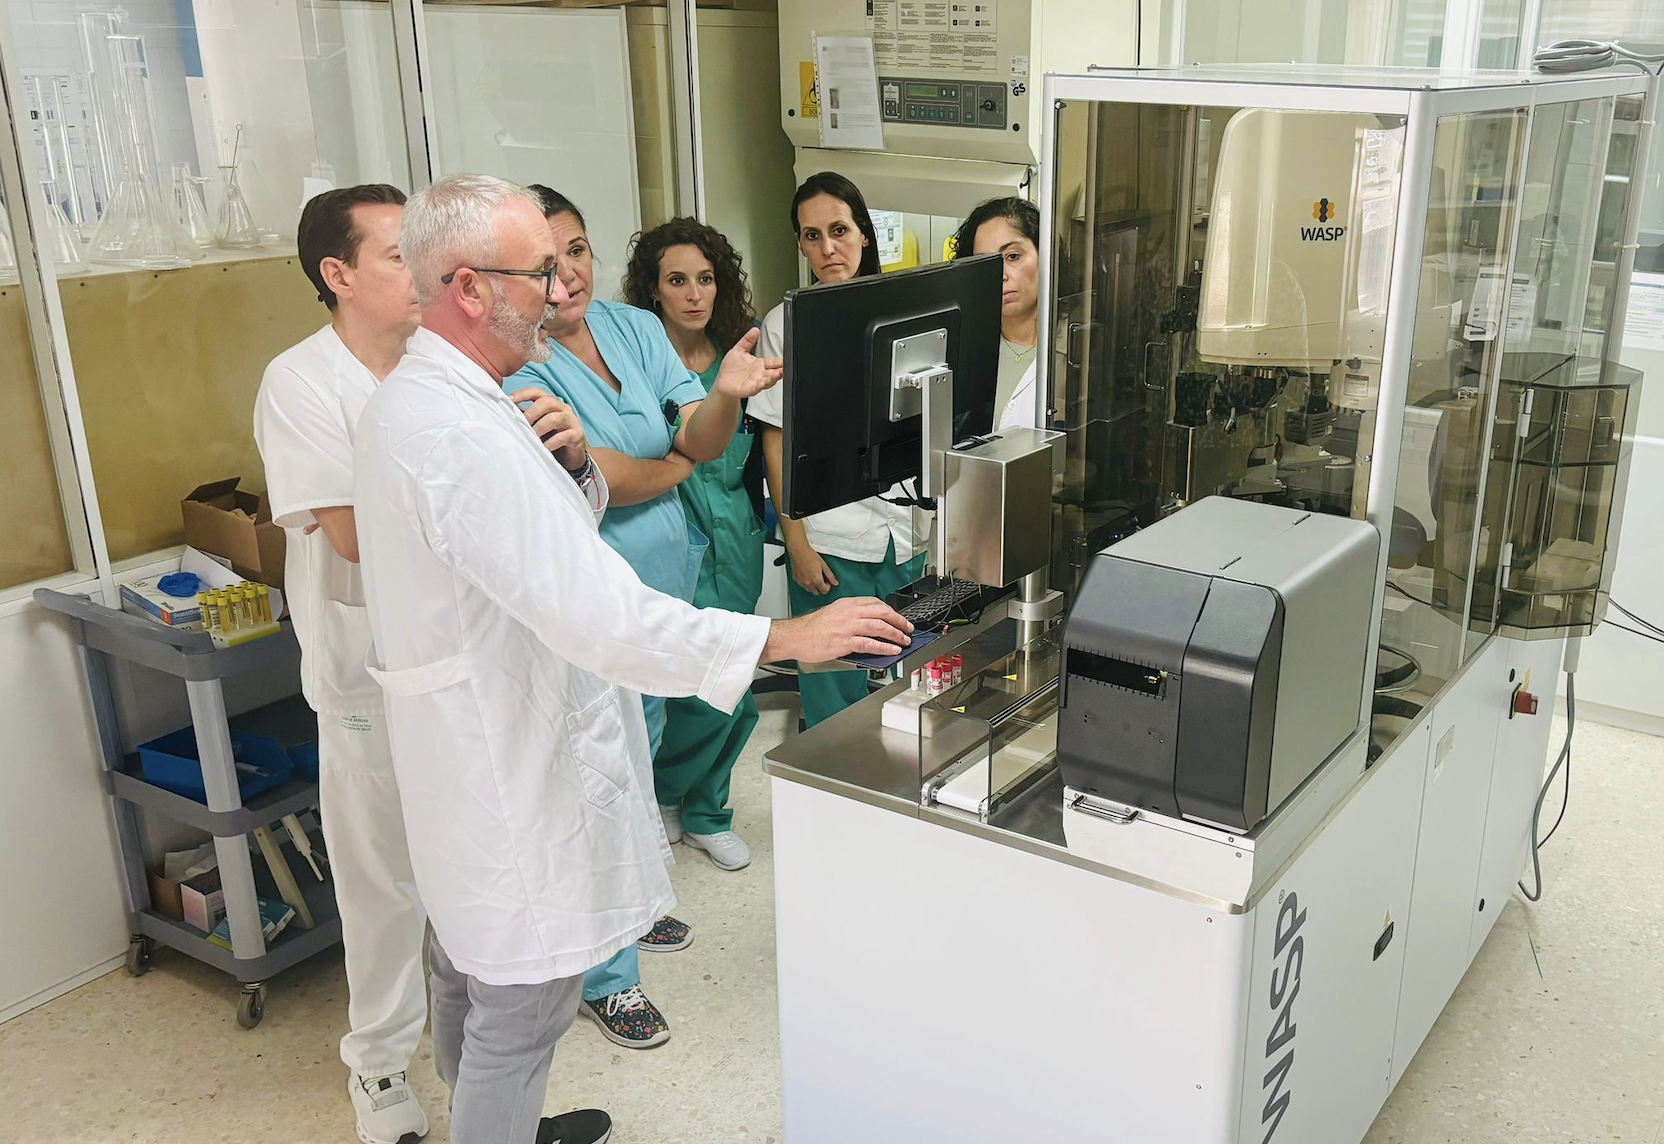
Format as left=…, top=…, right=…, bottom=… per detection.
left=914, top=624, right=1060, bottom=820
left=1508, top=98, right=1617, bottom=362
left=422, top=0, right=670, bottom=300
left=1475, top=356, right=1639, bottom=636
left=6, top=0, right=410, bottom=561
left=1375, top=109, right=1527, bottom=756
left=1536, top=3, right=1664, bottom=272
left=1470, top=94, right=1643, bottom=642
left=0, top=185, right=76, bottom=589
left=1047, top=98, right=1406, bottom=596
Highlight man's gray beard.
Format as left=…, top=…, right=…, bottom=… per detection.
left=489, top=294, right=550, bottom=365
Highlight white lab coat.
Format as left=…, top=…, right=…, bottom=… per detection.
left=997, top=360, right=1039, bottom=430
left=253, top=325, right=384, bottom=715
left=353, top=328, right=770, bottom=987
left=255, top=325, right=430, bottom=1070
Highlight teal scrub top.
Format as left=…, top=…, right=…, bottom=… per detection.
left=677, top=356, right=765, bottom=613
left=509, top=299, right=710, bottom=600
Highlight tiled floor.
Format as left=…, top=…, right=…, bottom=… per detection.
left=1, top=699, right=1659, bottom=1144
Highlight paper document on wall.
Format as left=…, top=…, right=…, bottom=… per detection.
left=1503, top=273, right=1536, bottom=343
left=867, top=1, right=998, bottom=73
left=815, top=33, right=885, bottom=151
left=872, top=210, right=904, bottom=265
left=1626, top=271, right=1664, bottom=352
left=1463, top=269, right=1504, bottom=341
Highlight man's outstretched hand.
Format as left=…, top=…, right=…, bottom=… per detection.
left=760, top=597, right=914, bottom=665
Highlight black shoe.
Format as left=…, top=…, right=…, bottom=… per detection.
left=537, top=1109, right=612, bottom=1144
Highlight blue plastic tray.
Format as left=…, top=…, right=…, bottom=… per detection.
left=287, top=740, right=320, bottom=782
left=137, top=727, right=294, bottom=804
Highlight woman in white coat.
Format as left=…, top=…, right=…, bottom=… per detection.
left=951, top=197, right=1042, bottom=430
left=751, top=172, right=930, bottom=727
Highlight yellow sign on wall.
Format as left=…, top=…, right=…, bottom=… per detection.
left=799, top=61, right=819, bottom=119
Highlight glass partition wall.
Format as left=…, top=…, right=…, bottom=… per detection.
left=3, top=0, right=413, bottom=564
left=0, top=0, right=717, bottom=584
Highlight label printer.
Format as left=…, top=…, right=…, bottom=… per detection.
left=1057, top=498, right=1380, bottom=834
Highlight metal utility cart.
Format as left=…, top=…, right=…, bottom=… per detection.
left=36, top=589, right=340, bottom=1028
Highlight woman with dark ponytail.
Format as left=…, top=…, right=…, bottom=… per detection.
left=952, top=196, right=1043, bottom=427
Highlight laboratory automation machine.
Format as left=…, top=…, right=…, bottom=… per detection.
left=764, top=64, right=1654, bottom=1144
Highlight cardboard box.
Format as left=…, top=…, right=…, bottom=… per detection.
left=120, top=575, right=204, bottom=628
left=181, top=479, right=286, bottom=590
left=148, top=872, right=185, bottom=922
left=180, top=868, right=226, bottom=933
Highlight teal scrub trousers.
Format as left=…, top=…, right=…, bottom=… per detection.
left=786, top=538, right=925, bottom=729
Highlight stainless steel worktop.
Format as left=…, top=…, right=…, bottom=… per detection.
left=762, top=615, right=1258, bottom=912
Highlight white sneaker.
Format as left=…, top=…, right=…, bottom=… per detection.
left=349, top=1071, right=429, bottom=1144
left=659, top=803, right=682, bottom=844
left=684, top=829, right=751, bottom=871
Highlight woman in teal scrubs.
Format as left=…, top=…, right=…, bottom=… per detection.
left=510, top=187, right=781, bottom=1050
left=621, top=218, right=765, bottom=875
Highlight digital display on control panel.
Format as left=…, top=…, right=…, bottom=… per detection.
left=880, top=75, right=1007, bottom=130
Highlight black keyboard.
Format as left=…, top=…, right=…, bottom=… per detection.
left=892, top=578, right=1008, bottom=630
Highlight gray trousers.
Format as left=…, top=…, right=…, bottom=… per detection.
left=430, top=934, right=584, bottom=1144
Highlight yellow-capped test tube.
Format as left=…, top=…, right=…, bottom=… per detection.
left=254, top=583, right=272, bottom=623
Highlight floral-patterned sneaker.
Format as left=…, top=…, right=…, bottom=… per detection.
left=582, top=984, right=671, bottom=1049
left=637, top=914, right=694, bottom=953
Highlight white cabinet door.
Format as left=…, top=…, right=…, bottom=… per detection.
left=1469, top=636, right=1566, bottom=959
left=1390, top=637, right=1509, bottom=1089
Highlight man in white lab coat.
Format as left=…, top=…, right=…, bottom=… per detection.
left=352, top=174, right=914, bottom=1144
left=252, top=185, right=433, bottom=1144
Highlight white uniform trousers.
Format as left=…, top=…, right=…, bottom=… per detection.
left=318, top=711, right=429, bottom=1075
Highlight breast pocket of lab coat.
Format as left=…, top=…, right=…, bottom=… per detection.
left=565, top=686, right=632, bottom=808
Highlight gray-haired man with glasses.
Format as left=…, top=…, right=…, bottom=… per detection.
left=351, top=174, right=913, bottom=1144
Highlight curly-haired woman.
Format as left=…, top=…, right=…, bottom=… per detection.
left=621, top=217, right=767, bottom=875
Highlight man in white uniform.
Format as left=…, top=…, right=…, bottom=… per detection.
left=252, top=185, right=433, bottom=1144
left=352, top=174, right=913, bottom=1144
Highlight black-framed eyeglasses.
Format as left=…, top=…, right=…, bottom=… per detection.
left=441, top=266, right=559, bottom=299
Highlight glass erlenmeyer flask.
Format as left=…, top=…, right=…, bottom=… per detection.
left=82, top=25, right=189, bottom=269
left=172, top=162, right=213, bottom=248
left=40, top=181, right=85, bottom=267
left=215, top=163, right=259, bottom=249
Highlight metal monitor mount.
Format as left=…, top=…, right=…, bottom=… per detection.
left=889, top=328, right=954, bottom=573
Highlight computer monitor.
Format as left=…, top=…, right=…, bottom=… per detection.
left=780, top=254, right=1002, bottom=519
